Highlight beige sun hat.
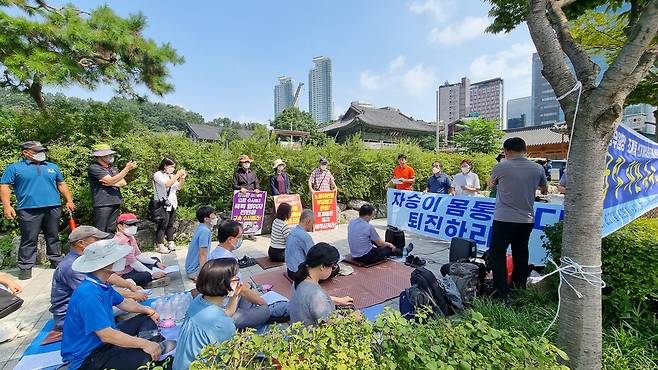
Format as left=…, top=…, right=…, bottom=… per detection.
left=272, top=159, right=285, bottom=169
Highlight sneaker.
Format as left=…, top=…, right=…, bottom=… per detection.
left=18, top=268, right=32, bottom=280
left=156, top=244, right=170, bottom=254
left=146, top=276, right=170, bottom=289
left=167, top=241, right=176, bottom=251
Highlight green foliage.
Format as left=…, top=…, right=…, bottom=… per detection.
left=191, top=310, right=568, bottom=370
left=602, top=324, right=658, bottom=369
left=272, top=106, right=317, bottom=133
left=542, top=219, right=658, bottom=322
left=452, top=118, right=504, bottom=154
left=107, top=97, right=204, bottom=132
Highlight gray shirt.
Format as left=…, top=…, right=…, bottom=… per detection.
left=347, top=218, right=380, bottom=258
left=491, top=157, right=547, bottom=223
left=289, top=280, right=334, bottom=325
left=285, top=225, right=315, bottom=273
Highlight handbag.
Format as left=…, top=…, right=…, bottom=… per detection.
left=0, top=288, right=24, bottom=319
left=148, top=179, right=172, bottom=222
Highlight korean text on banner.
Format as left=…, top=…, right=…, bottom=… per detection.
left=232, top=191, right=267, bottom=235
left=312, top=190, right=338, bottom=231
left=273, top=194, right=303, bottom=225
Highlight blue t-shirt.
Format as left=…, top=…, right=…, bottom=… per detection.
left=348, top=218, right=380, bottom=258
left=209, top=246, right=243, bottom=281
left=285, top=225, right=315, bottom=273
left=0, top=160, right=64, bottom=209
left=172, top=295, right=236, bottom=370
left=185, top=223, right=212, bottom=274
left=61, top=275, right=124, bottom=370
left=49, top=251, right=85, bottom=329
left=427, top=173, right=453, bottom=194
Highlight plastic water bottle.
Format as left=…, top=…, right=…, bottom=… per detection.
left=402, top=245, right=409, bottom=259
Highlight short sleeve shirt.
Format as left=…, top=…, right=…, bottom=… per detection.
left=285, top=225, right=315, bottom=273
left=185, top=223, right=212, bottom=274
left=0, top=160, right=64, bottom=209
left=153, top=171, right=179, bottom=210
left=348, top=218, right=381, bottom=258
left=289, top=280, right=334, bottom=325
left=392, top=165, right=415, bottom=190
left=209, top=246, right=242, bottom=282
left=88, top=163, right=122, bottom=207
left=491, top=158, right=547, bottom=223
left=427, top=173, right=453, bottom=194
left=309, top=168, right=334, bottom=191
left=453, top=172, right=481, bottom=196
left=61, top=275, right=125, bottom=370
left=113, top=232, right=140, bottom=275
left=49, top=251, right=85, bottom=328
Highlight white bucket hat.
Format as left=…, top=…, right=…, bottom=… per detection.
left=72, top=239, right=131, bottom=273
left=272, top=159, right=285, bottom=169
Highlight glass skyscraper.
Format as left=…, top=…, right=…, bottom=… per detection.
left=308, top=56, right=333, bottom=123
left=506, top=96, right=532, bottom=129
left=274, top=76, right=294, bottom=117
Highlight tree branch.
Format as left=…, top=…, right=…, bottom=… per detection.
left=548, top=0, right=600, bottom=88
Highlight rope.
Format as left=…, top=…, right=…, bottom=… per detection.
left=556, top=80, right=582, bottom=162
left=527, top=256, right=605, bottom=337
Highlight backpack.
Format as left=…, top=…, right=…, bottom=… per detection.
left=445, top=262, right=483, bottom=307
left=410, top=267, right=455, bottom=317
left=399, top=286, right=438, bottom=320
left=438, top=276, right=464, bottom=313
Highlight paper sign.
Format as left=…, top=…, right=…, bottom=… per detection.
left=273, top=194, right=303, bottom=225
left=312, top=190, right=338, bottom=231
left=232, top=190, right=267, bottom=235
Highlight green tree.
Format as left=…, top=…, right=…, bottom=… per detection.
left=0, top=0, right=184, bottom=110
left=486, top=0, right=658, bottom=367
left=107, top=98, right=204, bottom=132
left=452, top=118, right=504, bottom=153
left=272, top=106, right=317, bottom=132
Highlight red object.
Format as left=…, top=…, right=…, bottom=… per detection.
left=506, top=253, right=514, bottom=284
left=117, top=213, right=139, bottom=224
left=68, top=210, right=77, bottom=230
left=312, top=190, right=338, bottom=232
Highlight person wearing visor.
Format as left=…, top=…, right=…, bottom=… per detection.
left=1, top=141, right=75, bottom=280
left=114, top=213, right=170, bottom=289
left=61, top=239, right=162, bottom=370
left=308, top=157, right=337, bottom=193
left=88, top=143, right=138, bottom=233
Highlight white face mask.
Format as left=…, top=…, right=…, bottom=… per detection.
left=209, top=217, right=218, bottom=226
left=123, top=225, right=138, bottom=236
left=111, top=258, right=126, bottom=272
left=461, top=167, right=470, bottom=174
left=432, top=167, right=441, bottom=174
left=320, top=165, right=328, bottom=171
left=277, top=165, right=285, bottom=172
left=242, top=162, right=251, bottom=169
left=102, top=155, right=115, bottom=164
left=227, top=280, right=239, bottom=297
left=165, top=166, right=175, bottom=174
left=32, top=152, right=46, bottom=162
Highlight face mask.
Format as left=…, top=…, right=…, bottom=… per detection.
left=277, top=165, right=285, bottom=172
left=111, top=258, right=126, bottom=272
left=103, top=155, right=115, bottom=164
left=227, top=280, right=239, bottom=297
left=320, top=165, right=328, bottom=171
left=165, top=166, right=175, bottom=174
left=242, top=162, right=251, bottom=169
left=209, top=217, right=218, bottom=226
left=432, top=167, right=441, bottom=174
left=32, top=152, right=46, bottom=162
left=233, top=237, right=243, bottom=250
left=461, top=167, right=470, bottom=174
left=124, top=225, right=138, bottom=236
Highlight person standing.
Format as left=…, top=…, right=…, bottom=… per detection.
left=269, top=159, right=290, bottom=195
left=487, top=137, right=548, bottom=300
left=232, top=155, right=260, bottom=193
left=1, top=141, right=75, bottom=280
left=153, top=158, right=187, bottom=254
left=88, top=144, right=137, bottom=233
left=386, top=154, right=415, bottom=191
left=308, top=158, right=337, bottom=193
left=424, top=161, right=455, bottom=195
left=453, top=159, right=481, bottom=196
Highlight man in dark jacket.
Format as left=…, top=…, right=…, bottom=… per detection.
left=232, top=155, right=260, bottom=193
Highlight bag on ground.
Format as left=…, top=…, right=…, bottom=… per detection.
left=0, top=289, right=23, bottom=319
left=443, top=262, right=484, bottom=307
left=409, top=267, right=455, bottom=317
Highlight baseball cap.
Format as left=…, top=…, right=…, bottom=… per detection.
left=69, top=226, right=110, bottom=242
left=117, top=213, right=139, bottom=225
left=20, top=141, right=47, bottom=152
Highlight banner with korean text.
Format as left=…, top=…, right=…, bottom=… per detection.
left=312, top=190, right=338, bottom=231
left=232, top=191, right=267, bottom=235
left=273, top=194, right=303, bottom=225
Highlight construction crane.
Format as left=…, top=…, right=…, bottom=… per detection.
left=292, top=82, right=304, bottom=107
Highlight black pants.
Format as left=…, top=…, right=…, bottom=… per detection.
left=93, top=205, right=120, bottom=234
left=17, top=206, right=62, bottom=270
left=155, top=208, right=176, bottom=244
left=354, top=247, right=390, bottom=265
left=79, top=314, right=158, bottom=370
left=268, top=247, right=285, bottom=262
left=488, top=220, right=534, bottom=298
left=121, top=258, right=160, bottom=287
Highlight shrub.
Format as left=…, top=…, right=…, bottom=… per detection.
left=190, top=310, right=568, bottom=370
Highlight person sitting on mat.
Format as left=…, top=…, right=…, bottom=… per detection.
left=173, top=258, right=240, bottom=370
left=289, top=243, right=353, bottom=325
left=348, top=204, right=398, bottom=265
left=61, top=239, right=163, bottom=370
left=208, top=220, right=288, bottom=329
left=269, top=202, right=292, bottom=262
left=285, top=209, right=340, bottom=280
left=185, top=206, right=218, bottom=280
left=114, top=213, right=170, bottom=289
left=50, top=226, right=147, bottom=337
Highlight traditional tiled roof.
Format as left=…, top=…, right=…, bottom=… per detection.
left=503, top=123, right=569, bottom=146
left=319, top=102, right=435, bottom=134
left=186, top=123, right=253, bottom=140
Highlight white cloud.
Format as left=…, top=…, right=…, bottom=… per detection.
left=402, top=64, right=436, bottom=96
left=358, top=56, right=436, bottom=97
left=388, top=55, right=406, bottom=72
left=359, top=70, right=383, bottom=91
left=469, top=42, right=537, bottom=98
left=408, top=0, right=454, bottom=22
left=428, top=16, right=490, bottom=45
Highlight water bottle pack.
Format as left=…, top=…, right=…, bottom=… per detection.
left=151, top=292, right=193, bottom=325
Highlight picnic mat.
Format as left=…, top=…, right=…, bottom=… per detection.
left=250, top=260, right=413, bottom=309
left=343, top=254, right=388, bottom=268
left=254, top=256, right=285, bottom=270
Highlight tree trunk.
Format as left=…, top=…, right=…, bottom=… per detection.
left=559, top=101, right=611, bottom=369
left=28, top=80, right=47, bottom=112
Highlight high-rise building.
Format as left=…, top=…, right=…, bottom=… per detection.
left=274, top=76, right=294, bottom=117
left=506, top=96, right=532, bottom=129
left=532, top=53, right=564, bottom=126
left=308, top=56, right=333, bottom=123
left=470, top=78, right=504, bottom=125
left=438, top=77, right=470, bottom=131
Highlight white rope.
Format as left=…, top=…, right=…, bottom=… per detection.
left=556, top=80, right=582, bottom=162
left=527, top=256, right=605, bottom=338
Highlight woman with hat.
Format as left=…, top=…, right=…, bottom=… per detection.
left=87, top=143, right=138, bottom=233
left=232, top=155, right=260, bottom=193
left=269, top=159, right=290, bottom=196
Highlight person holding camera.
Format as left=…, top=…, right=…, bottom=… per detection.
left=153, top=158, right=186, bottom=254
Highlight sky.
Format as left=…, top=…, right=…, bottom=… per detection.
left=43, top=0, right=536, bottom=124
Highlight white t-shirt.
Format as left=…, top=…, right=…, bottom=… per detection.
left=453, top=172, right=481, bottom=196
left=153, top=171, right=180, bottom=210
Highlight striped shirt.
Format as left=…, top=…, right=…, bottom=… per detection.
left=270, top=218, right=290, bottom=250
left=309, top=168, right=334, bottom=191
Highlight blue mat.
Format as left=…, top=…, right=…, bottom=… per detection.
left=363, top=304, right=385, bottom=321
left=24, top=320, right=60, bottom=356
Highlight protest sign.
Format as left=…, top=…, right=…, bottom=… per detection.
left=312, top=190, right=338, bottom=231
left=273, top=194, right=303, bottom=225
left=232, top=190, right=267, bottom=235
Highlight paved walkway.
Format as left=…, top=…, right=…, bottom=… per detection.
left=0, top=219, right=450, bottom=369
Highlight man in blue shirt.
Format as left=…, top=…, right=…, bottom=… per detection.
left=425, top=161, right=455, bottom=195
left=285, top=209, right=316, bottom=279
left=348, top=204, right=397, bottom=265
left=185, top=206, right=217, bottom=280
left=1, top=141, right=75, bottom=280
left=61, top=239, right=162, bottom=370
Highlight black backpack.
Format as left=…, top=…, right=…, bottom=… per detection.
left=409, top=267, right=455, bottom=317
